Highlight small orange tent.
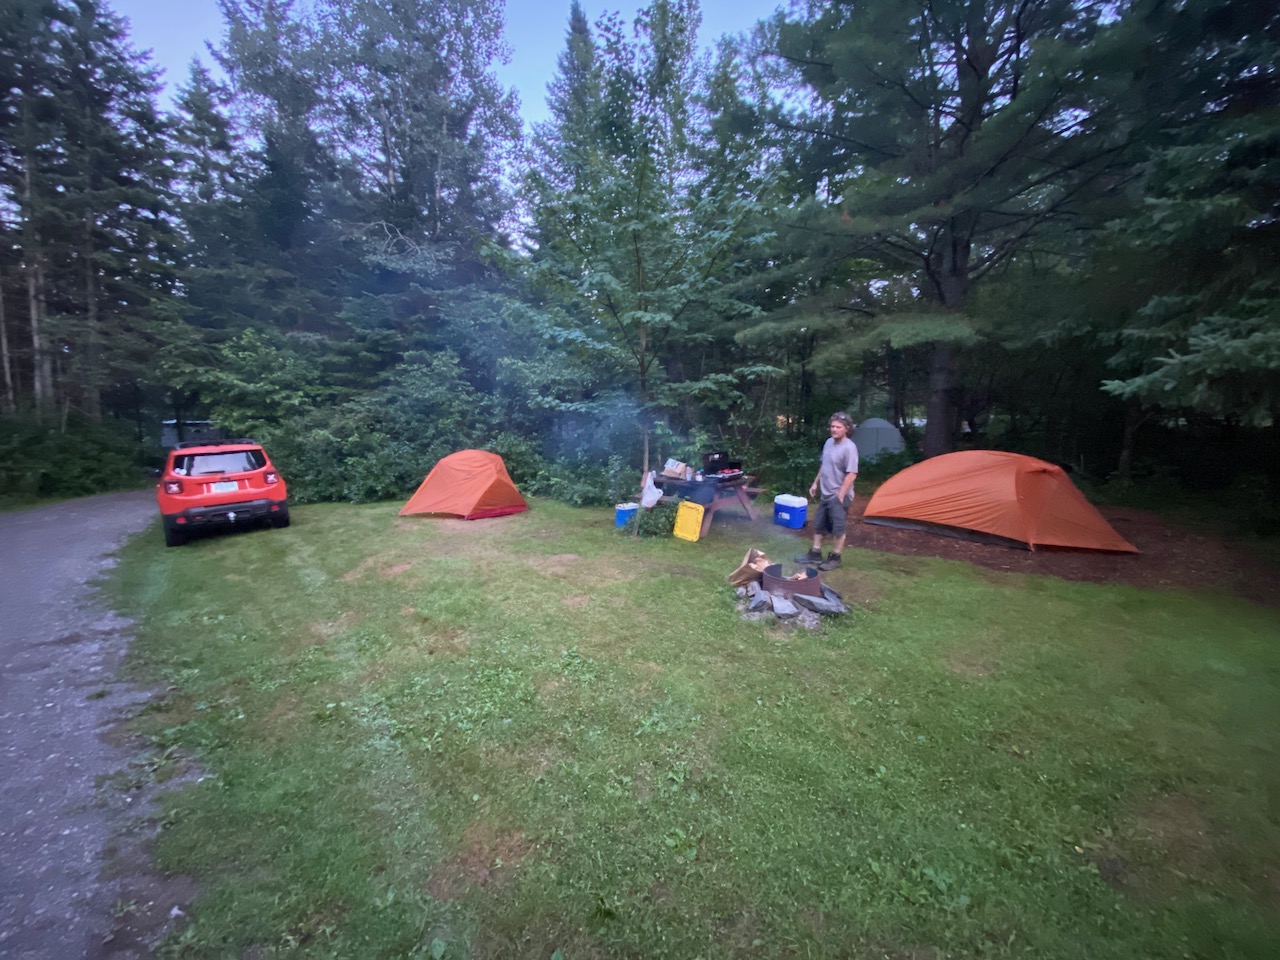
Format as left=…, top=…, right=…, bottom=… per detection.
left=399, top=450, right=528, bottom=520
left=863, top=450, right=1137, bottom=552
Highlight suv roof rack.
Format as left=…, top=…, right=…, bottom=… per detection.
left=174, top=438, right=259, bottom=449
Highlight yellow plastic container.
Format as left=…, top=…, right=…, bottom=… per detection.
left=673, top=500, right=705, bottom=542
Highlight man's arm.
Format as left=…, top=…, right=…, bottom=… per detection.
left=837, top=445, right=858, bottom=502
left=837, top=469, right=857, bottom=503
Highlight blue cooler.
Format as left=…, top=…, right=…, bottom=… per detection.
left=615, top=502, right=639, bottom=526
left=773, top=494, right=808, bottom=529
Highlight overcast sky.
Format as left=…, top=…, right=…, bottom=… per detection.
left=107, top=0, right=786, bottom=128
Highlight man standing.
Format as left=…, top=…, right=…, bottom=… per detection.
left=794, top=411, right=859, bottom=571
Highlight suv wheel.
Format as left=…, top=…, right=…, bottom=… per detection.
left=271, top=506, right=291, bottom=529
left=163, top=521, right=187, bottom=547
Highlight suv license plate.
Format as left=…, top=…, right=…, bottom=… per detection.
left=211, top=481, right=238, bottom=493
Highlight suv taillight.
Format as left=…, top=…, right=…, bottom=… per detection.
left=264, top=471, right=279, bottom=485
left=164, top=479, right=183, bottom=495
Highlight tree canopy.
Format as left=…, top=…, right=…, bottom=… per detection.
left=2, top=0, right=1276, bottom=509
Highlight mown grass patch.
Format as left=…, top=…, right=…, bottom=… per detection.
left=108, top=499, right=1280, bottom=959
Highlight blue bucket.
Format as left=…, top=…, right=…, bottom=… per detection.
left=615, top=502, right=639, bottom=527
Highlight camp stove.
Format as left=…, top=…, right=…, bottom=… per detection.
left=760, top=563, right=825, bottom=599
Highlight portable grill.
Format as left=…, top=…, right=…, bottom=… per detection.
left=703, top=451, right=743, bottom=473
left=701, top=451, right=744, bottom=482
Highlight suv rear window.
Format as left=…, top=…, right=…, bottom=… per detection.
left=173, top=450, right=266, bottom=476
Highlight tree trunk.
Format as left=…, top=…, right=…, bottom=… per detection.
left=23, top=154, right=55, bottom=421
left=1263, top=413, right=1280, bottom=512
left=923, top=341, right=957, bottom=458
left=81, top=227, right=102, bottom=422
left=921, top=208, right=972, bottom=458
left=0, top=272, right=15, bottom=415
left=26, top=254, right=54, bottom=421
left=1116, top=402, right=1146, bottom=483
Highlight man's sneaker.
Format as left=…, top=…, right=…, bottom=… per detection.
left=818, top=553, right=842, bottom=571
left=794, top=548, right=822, bottom=565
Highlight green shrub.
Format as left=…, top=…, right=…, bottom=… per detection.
left=256, top=406, right=426, bottom=504
left=858, top=448, right=918, bottom=482
left=0, top=416, right=152, bottom=498
left=487, top=431, right=550, bottom=486
left=739, top=431, right=822, bottom=496
left=524, top=454, right=634, bottom=507
left=617, top=498, right=678, bottom=537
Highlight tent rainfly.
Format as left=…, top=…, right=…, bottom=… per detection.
left=863, top=450, right=1137, bottom=552
left=399, top=450, right=528, bottom=520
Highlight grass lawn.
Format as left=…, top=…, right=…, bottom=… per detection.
left=107, top=499, right=1280, bottom=959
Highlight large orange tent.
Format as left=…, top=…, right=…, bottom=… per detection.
left=863, top=450, right=1137, bottom=552
left=399, top=450, right=528, bottom=520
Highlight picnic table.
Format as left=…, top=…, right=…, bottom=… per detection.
left=653, top=473, right=763, bottom=539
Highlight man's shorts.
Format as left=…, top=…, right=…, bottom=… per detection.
left=813, top=493, right=854, bottom=537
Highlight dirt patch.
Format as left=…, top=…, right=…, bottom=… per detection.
left=340, top=556, right=379, bottom=582
left=537, top=675, right=565, bottom=699
left=827, top=569, right=885, bottom=608
left=92, top=716, right=207, bottom=960
left=424, top=633, right=470, bottom=656
left=95, top=870, right=201, bottom=958
left=300, top=611, right=360, bottom=652
left=836, top=500, right=1280, bottom=606
left=528, top=552, right=630, bottom=581
left=261, top=693, right=305, bottom=744
left=1081, top=791, right=1278, bottom=908
left=715, top=909, right=762, bottom=954
left=526, top=746, right=565, bottom=780
left=665, top=563, right=708, bottom=579
left=344, top=555, right=421, bottom=581
left=1112, top=792, right=1219, bottom=903
left=426, top=822, right=532, bottom=901
left=438, top=517, right=517, bottom=534
left=529, top=553, right=581, bottom=576
left=945, top=650, right=997, bottom=679
left=631, top=762, right=655, bottom=802
left=400, top=611, right=469, bottom=655
left=562, top=595, right=590, bottom=607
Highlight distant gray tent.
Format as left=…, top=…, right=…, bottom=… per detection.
left=851, top=417, right=905, bottom=461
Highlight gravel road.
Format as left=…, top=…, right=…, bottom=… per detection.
left=0, top=491, right=196, bottom=959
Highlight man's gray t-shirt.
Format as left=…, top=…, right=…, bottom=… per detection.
left=818, top=437, right=859, bottom=501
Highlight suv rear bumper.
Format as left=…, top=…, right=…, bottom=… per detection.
left=164, top=498, right=287, bottom=528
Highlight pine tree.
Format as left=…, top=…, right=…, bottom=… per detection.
left=55, top=0, right=181, bottom=423
left=311, top=0, right=518, bottom=252
left=0, top=0, right=67, bottom=418
left=771, top=0, right=1129, bottom=456
left=1098, top=0, right=1280, bottom=495
left=526, top=0, right=774, bottom=471
left=0, top=0, right=179, bottom=424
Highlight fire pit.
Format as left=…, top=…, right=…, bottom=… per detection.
left=760, top=563, right=824, bottom=598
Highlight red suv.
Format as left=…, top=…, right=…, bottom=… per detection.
left=156, top=439, right=290, bottom=547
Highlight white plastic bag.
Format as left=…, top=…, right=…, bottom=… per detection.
left=640, top=471, right=664, bottom=509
